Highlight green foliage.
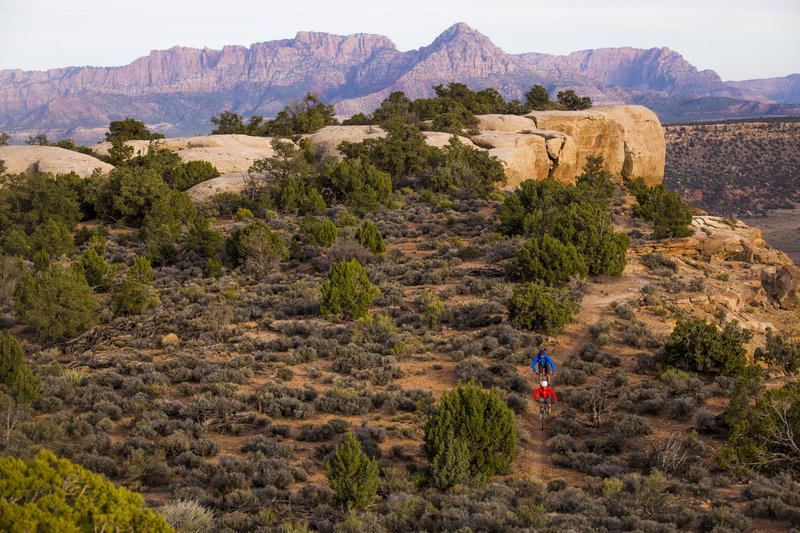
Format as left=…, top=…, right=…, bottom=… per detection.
left=32, top=250, right=50, bottom=272
left=629, top=178, right=695, bottom=239
left=186, top=217, right=223, bottom=258
left=211, top=110, right=265, bottom=135
left=75, top=247, right=114, bottom=290
left=1, top=226, right=30, bottom=257
left=557, top=90, right=592, bottom=110
left=507, top=283, right=576, bottom=335
left=514, top=234, right=587, bottom=286
left=225, top=220, right=287, bottom=271
left=525, top=84, right=551, bottom=109
left=26, top=133, right=50, bottom=146
left=419, top=289, right=447, bottom=328
left=325, top=432, right=379, bottom=510
left=250, top=139, right=324, bottom=214
left=140, top=190, right=197, bottom=265
left=203, top=257, right=223, bottom=279
left=267, top=93, right=338, bottom=136
left=320, top=259, right=380, bottom=321
left=723, top=381, right=800, bottom=477
left=340, top=118, right=435, bottom=181
left=165, top=160, right=221, bottom=191
left=499, top=166, right=628, bottom=276
left=304, top=217, right=338, bottom=248
left=354, top=220, right=386, bottom=256
left=429, top=136, right=505, bottom=198
left=91, top=166, right=169, bottom=225
left=662, top=317, right=752, bottom=375
left=424, top=380, right=516, bottom=485
left=0, top=132, right=9, bottom=146
left=0, top=449, right=173, bottom=532
left=0, top=171, right=82, bottom=232
left=15, top=264, right=98, bottom=340
left=105, top=117, right=164, bottom=142
left=754, top=329, right=800, bottom=376
left=54, top=138, right=94, bottom=155
left=111, top=257, right=157, bottom=316
left=106, top=138, right=135, bottom=166
left=30, top=219, right=74, bottom=258
left=318, top=158, right=392, bottom=215
left=430, top=428, right=470, bottom=490
left=0, top=333, right=41, bottom=403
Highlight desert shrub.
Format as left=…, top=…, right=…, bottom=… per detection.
left=513, top=234, right=587, bottom=286
left=75, top=247, right=114, bottom=291
left=698, top=503, right=750, bottom=532
left=165, top=160, right=220, bottom=191
left=111, top=256, right=157, bottom=316
left=191, top=438, right=220, bottom=458
left=0, top=333, right=41, bottom=402
left=301, top=216, right=338, bottom=248
left=354, top=220, right=386, bottom=256
left=723, top=381, right=800, bottom=477
left=613, top=414, right=652, bottom=437
left=15, top=264, right=98, bottom=340
left=158, top=499, right=214, bottom=533
left=629, top=179, right=694, bottom=239
left=29, top=219, right=74, bottom=258
left=226, top=220, right=288, bottom=276
left=325, top=432, right=379, bottom=510
left=424, top=380, right=516, bottom=483
left=754, top=328, right=800, bottom=376
left=662, top=317, right=752, bottom=375
left=317, top=158, right=391, bottom=215
left=641, top=252, right=678, bottom=272
left=320, top=259, right=380, bottom=320
left=507, top=283, right=576, bottom=334
left=186, top=217, right=223, bottom=258
left=619, top=383, right=665, bottom=415
left=0, top=450, right=171, bottom=532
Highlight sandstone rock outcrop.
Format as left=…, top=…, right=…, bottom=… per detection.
left=92, top=135, right=278, bottom=175
left=0, top=145, right=113, bottom=178
left=471, top=105, right=664, bottom=186
left=760, top=265, right=800, bottom=310
left=186, top=173, right=251, bottom=202
left=658, top=216, right=794, bottom=265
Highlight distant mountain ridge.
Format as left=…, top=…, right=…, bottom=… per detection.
left=1, top=22, right=798, bottom=142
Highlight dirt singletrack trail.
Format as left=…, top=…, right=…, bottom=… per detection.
left=515, top=265, right=650, bottom=482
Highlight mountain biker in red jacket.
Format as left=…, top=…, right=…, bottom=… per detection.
left=533, top=379, right=557, bottom=413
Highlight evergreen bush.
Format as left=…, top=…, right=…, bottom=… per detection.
left=423, top=380, right=516, bottom=484
left=325, top=432, right=379, bottom=510
left=507, top=283, right=576, bottom=335
left=354, top=220, right=386, bottom=256
left=0, top=333, right=41, bottom=402
left=320, top=259, right=380, bottom=320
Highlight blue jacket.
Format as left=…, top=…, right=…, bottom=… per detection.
left=532, top=352, right=555, bottom=373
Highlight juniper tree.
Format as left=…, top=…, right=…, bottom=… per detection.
left=354, top=220, right=386, bottom=256
left=424, top=380, right=516, bottom=483
left=325, top=432, right=379, bottom=509
left=320, top=259, right=380, bottom=320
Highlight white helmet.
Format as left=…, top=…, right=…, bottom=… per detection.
left=542, top=380, right=548, bottom=387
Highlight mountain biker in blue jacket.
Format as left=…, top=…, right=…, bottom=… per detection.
left=532, top=349, right=556, bottom=378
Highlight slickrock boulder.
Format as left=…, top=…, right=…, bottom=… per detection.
left=304, top=125, right=385, bottom=160
left=0, top=145, right=113, bottom=178
left=92, top=135, right=278, bottom=175
left=469, top=105, right=663, bottom=186
left=661, top=216, right=793, bottom=265
left=760, top=265, right=800, bottom=309
left=186, top=173, right=251, bottom=202
left=525, top=105, right=665, bottom=185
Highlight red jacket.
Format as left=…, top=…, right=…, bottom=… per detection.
left=534, top=386, right=556, bottom=402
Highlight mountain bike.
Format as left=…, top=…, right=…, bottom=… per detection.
left=538, top=399, right=552, bottom=430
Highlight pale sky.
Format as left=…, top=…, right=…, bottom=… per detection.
left=0, top=0, right=798, bottom=81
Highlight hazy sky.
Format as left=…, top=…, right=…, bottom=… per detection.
left=0, top=0, right=798, bottom=80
